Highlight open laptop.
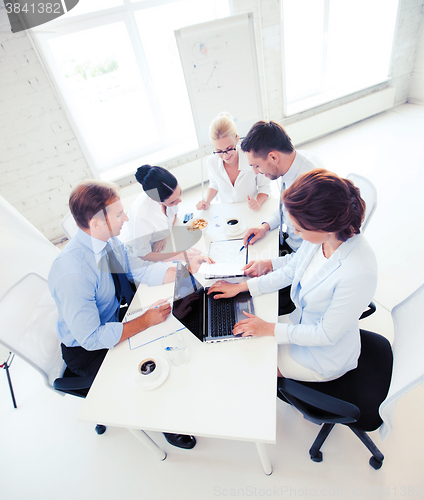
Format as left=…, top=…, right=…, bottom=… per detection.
left=172, top=261, right=254, bottom=343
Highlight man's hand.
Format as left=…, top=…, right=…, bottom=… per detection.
left=120, top=299, right=171, bottom=342
left=247, top=195, right=260, bottom=211
left=242, top=224, right=269, bottom=246
left=242, top=259, right=273, bottom=277
left=143, top=299, right=171, bottom=326
left=232, top=311, right=275, bottom=338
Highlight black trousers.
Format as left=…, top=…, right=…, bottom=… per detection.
left=61, top=344, right=108, bottom=377
left=61, top=306, right=128, bottom=378
left=278, top=239, right=296, bottom=316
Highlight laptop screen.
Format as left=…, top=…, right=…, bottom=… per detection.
left=172, top=263, right=204, bottom=341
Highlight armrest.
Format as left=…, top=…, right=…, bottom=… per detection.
left=278, top=378, right=360, bottom=425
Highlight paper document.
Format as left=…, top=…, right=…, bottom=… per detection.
left=125, top=296, right=176, bottom=349
left=199, top=239, right=248, bottom=278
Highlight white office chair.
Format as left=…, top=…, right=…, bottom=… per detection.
left=0, top=273, right=106, bottom=433
left=0, top=273, right=65, bottom=390
left=346, top=173, right=377, bottom=233
left=379, top=283, right=424, bottom=440
left=60, top=211, right=78, bottom=240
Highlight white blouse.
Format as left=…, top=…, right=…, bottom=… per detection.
left=300, top=245, right=328, bottom=287
left=119, top=191, right=178, bottom=258
left=207, top=146, right=271, bottom=203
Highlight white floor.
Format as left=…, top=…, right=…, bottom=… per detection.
left=1, top=103, right=424, bottom=500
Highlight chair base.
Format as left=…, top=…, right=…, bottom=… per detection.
left=309, top=423, right=384, bottom=470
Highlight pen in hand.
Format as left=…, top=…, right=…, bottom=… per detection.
left=239, top=234, right=254, bottom=251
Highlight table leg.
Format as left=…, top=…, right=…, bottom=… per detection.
left=255, top=442, right=272, bottom=475
left=128, top=428, right=167, bottom=461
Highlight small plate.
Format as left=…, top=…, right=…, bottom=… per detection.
left=187, top=217, right=208, bottom=231
left=223, top=222, right=247, bottom=237
left=135, top=356, right=170, bottom=391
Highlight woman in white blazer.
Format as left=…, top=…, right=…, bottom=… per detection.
left=207, top=169, right=378, bottom=382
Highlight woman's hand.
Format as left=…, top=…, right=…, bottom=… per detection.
left=196, top=200, right=210, bottom=210
left=152, top=239, right=166, bottom=253
left=187, top=254, right=215, bottom=274
left=232, top=311, right=275, bottom=338
left=143, top=299, right=171, bottom=326
left=247, top=195, right=260, bottom=211
left=207, top=280, right=247, bottom=299
left=186, top=247, right=202, bottom=257
left=242, top=259, right=273, bottom=277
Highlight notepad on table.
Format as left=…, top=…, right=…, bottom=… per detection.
left=199, top=239, right=248, bottom=279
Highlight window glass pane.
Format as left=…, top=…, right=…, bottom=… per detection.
left=283, top=0, right=399, bottom=114
left=282, top=0, right=325, bottom=103
left=64, top=0, right=123, bottom=18
left=135, top=0, right=231, bottom=157
left=327, top=0, right=398, bottom=89
left=49, top=23, right=159, bottom=169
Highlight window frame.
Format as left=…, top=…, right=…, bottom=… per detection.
left=29, top=0, right=230, bottom=179
left=280, top=0, right=400, bottom=117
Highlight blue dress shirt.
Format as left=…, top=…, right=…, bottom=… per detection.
left=48, top=229, right=172, bottom=351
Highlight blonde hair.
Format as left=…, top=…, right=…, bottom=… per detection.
left=209, top=112, right=238, bottom=141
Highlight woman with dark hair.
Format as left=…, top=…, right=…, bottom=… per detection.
left=120, top=165, right=202, bottom=263
left=207, top=169, right=378, bottom=382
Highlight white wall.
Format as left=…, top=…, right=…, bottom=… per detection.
left=409, top=10, right=424, bottom=102
left=0, top=0, right=423, bottom=243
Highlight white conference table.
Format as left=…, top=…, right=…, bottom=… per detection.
left=79, top=198, right=279, bottom=474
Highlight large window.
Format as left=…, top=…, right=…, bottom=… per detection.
left=33, top=0, right=230, bottom=177
left=281, top=0, right=399, bottom=116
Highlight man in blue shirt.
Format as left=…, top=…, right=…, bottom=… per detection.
left=48, top=179, right=196, bottom=449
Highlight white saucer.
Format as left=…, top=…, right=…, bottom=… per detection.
left=135, top=356, right=169, bottom=391
left=223, top=222, right=247, bottom=237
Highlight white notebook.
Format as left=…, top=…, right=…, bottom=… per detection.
left=199, top=239, right=248, bottom=279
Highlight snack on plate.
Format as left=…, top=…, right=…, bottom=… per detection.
left=188, top=218, right=208, bottom=231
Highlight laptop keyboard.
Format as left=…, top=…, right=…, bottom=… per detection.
left=208, top=293, right=236, bottom=337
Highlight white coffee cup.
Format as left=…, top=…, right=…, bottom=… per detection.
left=225, top=218, right=240, bottom=235
left=137, top=358, right=160, bottom=382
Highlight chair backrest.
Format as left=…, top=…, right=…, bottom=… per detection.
left=346, top=173, right=377, bottom=233
left=60, top=211, right=78, bottom=240
left=0, top=273, right=65, bottom=389
left=281, top=330, right=393, bottom=432
left=379, top=284, right=424, bottom=440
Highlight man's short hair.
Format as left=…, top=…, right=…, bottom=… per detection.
left=240, top=120, right=294, bottom=158
left=69, top=179, right=120, bottom=229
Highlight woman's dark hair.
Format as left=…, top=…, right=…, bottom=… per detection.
left=282, top=169, right=366, bottom=242
left=240, top=120, right=294, bottom=158
left=69, top=179, right=119, bottom=229
left=135, top=165, right=178, bottom=202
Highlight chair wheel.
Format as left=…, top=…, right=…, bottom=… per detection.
left=95, top=424, right=107, bottom=435
left=369, top=456, right=383, bottom=470
left=310, top=450, right=323, bottom=462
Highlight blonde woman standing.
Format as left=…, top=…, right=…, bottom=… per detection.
left=196, top=112, right=271, bottom=211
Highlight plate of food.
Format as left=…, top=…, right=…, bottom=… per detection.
left=187, top=217, right=208, bottom=231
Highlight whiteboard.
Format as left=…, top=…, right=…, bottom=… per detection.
left=175, top=13, right=263, bottom=148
